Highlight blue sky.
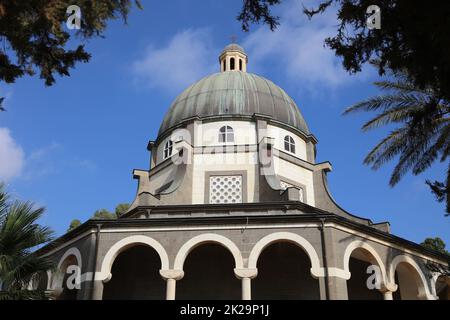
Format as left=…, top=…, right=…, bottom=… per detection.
left=0, top=0, right=448, bottom=245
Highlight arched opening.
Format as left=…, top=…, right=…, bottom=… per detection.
left=177, top=243, right=240, bottom=299
left=103, top=245, right=165, bottom=300
left=393, top=262, right=427, bottom=300
left=230, top=57, right=235, bottom=70
left=284, top=135, right=295, bottom=154
left=436, top=275, right=450, bottom=300
left=163, top=140, right=173, bottom=159
left=252, top=242, right=320, bottom=299
left=57, top=255, right=79, bottom=300
left=239, top=59, right=242, bottom=71
left=219, top=125, right=234, bottom=143
left=36, top=272, right=49, bottom=291
left=347, top=248, right=383, bottom=300
left=29, top=271, right=49, bottom=292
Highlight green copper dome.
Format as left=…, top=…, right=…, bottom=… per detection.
left=158, top=71, right=310, bottom=136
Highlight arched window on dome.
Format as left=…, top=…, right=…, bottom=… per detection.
left=239, top=59, right=242, bottom=71
left=284, top=135, right=295, bottom=154
left=219, top=126, right=234, bottom=143
left=223, top=59, right=226, bottom=72
left=230, top=57, right=235, bottom=71
left=163, top=140, right=173, bottom=159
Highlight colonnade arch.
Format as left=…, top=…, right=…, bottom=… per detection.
left=99, top=235, right=169, bottom=281
left=52, top=247, right=82, bottom=300
left=248, top=232, right=322, bottom=300
left=389, top=255, right=434, bottom=300
left=248, top=232, right=322, bottom=275
left=173, top=233, right=244, bottom=271
left=100, top=235, right=169, bottom=300
left=173, top=233, right=244, bottom=300
left=435, top=275, right=450, bottom=300
left=82, top=233, right=440, bottom=300
left=343, top=241, right=388, bottom=300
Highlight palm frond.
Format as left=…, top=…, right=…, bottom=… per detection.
left=0, top=289, right=49, bottom=300
left=1, top=254, right=54, bottom=291
left=374, top=80, right=430, bottom=95
left=1, top=201, right=52, bottom=256
left=343, top=93, right=428, bottom=115
left=446, top=166, right=450, bottom=215
left=426, top=164, right=450, bottom=215
left=389, top=141, right=428, bottom=186
left=363, top=128, right=407, bottom=168
left=361, top=104, right=420, bottom=131
left=413, top=123, right=450, bottom=174
left=346, top=70, right=450, bottom=214
left=0, top=186, right=55, bottom=299
left=0, top=183, right=9, bottom=222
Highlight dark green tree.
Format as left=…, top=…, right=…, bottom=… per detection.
left=421, top=237, right=449, bottom=255
left=92, top=209, right=115, bottom=220
left=115, top=203, right=130, bottom=218
left=343, top=66, right=450, bottom=215
left=67, top=202, right=130, bottom=230
left=0, top=0, right=141, bottom=110
left=238, top=1, right=450, bottom=104
left=67, top=219, right=81, bottom=232
left=0, top=184, right=54, bottom=300
left=238, top=1, right=450, bottom=214
left=238, top=0, right=281, bottom=32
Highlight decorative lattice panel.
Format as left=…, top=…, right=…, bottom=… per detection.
left=280, top=180, right=304, bottom=202
left=209, top=175, right=242, bottom=204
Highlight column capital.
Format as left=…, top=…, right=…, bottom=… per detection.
left=380, top=282, right=398, bottom=300
left=380, top=282, right=398, bottom=293
left=234, top=268, right=258, bottom=279
left=101, top=272, right=112, bottom=283
left=160, top=269, right=184, bottom=281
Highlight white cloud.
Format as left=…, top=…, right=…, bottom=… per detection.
left=20, top=142, right=62, bottom=181
left=19, top=142, right=96, bottom=181
left=242, top=0, right=370, bottom=93
left=132, top=29, right=217, bottom=93
left=0, top=130, right=95, bottom=183
left=73, top=158, right=96, bottom=171
left=0, top=128, right=24, bottom=181
left=29, top=142, right=61, bottom=161
left=130, top=1, right=372, bottom=96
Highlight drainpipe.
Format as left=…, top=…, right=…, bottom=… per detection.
left=90, top=223, right=102, bottom=300
left=319, top=218, right=330, bottom=300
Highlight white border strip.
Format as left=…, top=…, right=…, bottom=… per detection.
left=98, top=222, right=448, bottom=265
left=41, top=221, right=448, bottom=266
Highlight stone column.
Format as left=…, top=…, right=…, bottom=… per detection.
left=91, top=280, right=104, bottom=300
left=381, top=282, right=397, bottom=301
left=234, top=269, right=258, bottom=300
left=327, top=276, right=349, bottom=300
left=318, top=277, right=328, bottom=300
left=241, top=278, right=252, bottom=300
left=160, top=270, right=184, bottom=300
left=383, top=291, right=393, bottom=300
left=166, top=278, right=176, bottom=300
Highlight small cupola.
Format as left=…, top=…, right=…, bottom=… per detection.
left=219, top=43, right=248, bottom=72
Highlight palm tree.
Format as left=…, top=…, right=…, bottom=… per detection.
left=344, top=68, right=450, bottom=215
left=0, top=183, right=55, bottom=299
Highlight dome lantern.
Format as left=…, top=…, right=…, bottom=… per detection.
left=219, top=43, right=248, bottom=72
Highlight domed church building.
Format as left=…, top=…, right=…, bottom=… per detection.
left=36, top=44, right=449, bottom=300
